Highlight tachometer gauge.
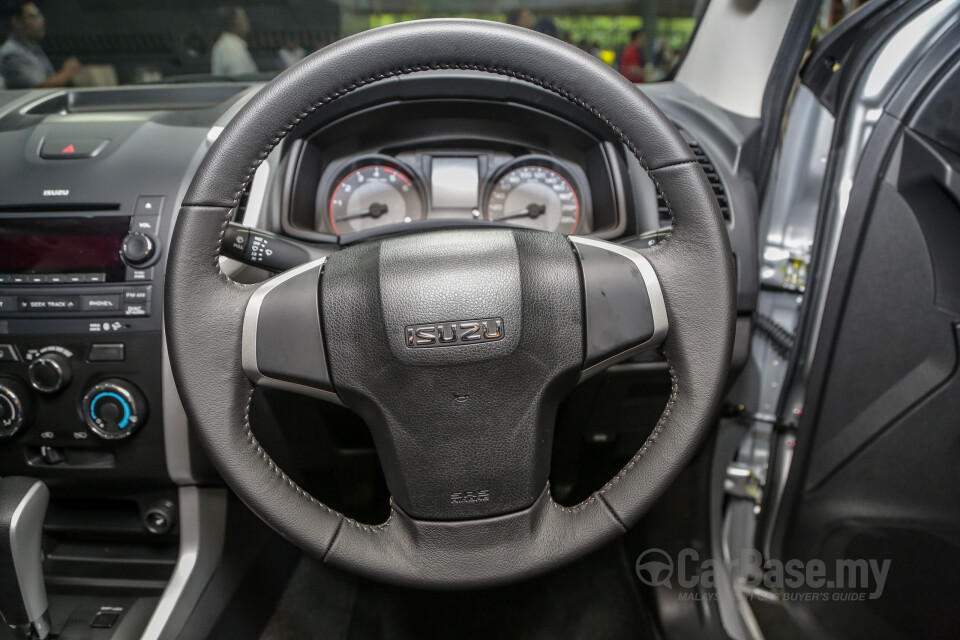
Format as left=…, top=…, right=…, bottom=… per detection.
left=486, top=163, right=580, bottom=234
left=328, top=162, right=424, bottom=234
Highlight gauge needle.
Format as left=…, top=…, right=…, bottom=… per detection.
left=493, top=203, right=546, bottom=222
left=335, top=202, right=388, bottom=222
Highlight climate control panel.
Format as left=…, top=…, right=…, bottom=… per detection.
left=0, top=334, right=162, bottom=481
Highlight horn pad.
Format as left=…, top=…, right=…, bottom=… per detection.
left=321, top=228, right=583, bottom=520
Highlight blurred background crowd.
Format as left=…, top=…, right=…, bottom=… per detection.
left=1, top=0, right=870, bottom=90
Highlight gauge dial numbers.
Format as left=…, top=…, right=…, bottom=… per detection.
left=486, top=163, right=581, bottom=234
left=328, top=162, right=424, bottom=234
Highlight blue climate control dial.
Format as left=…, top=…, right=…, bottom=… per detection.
left=81, top=380, right=147, bottom=440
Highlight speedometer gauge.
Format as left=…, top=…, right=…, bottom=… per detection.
left=328, top=162, right=424, bottom=234
left=486, top=163, right=580, bottom=234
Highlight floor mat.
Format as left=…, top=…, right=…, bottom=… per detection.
left=261, top=541, right=657, bottom=640
left=259, top=555, right=359, bottom=640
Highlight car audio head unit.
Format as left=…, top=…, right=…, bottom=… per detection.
left=0, top=209, right=159, bottom=284
left=0, top=204, right=162, bottom=325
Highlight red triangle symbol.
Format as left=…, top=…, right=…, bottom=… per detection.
left=61, top=144, right=76, bottom=154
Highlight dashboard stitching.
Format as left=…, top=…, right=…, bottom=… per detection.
left=212, top=64, right=693, bottom=525
left=241, top=387, right=394, bottom=533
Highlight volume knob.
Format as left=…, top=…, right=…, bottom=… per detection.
left=121, top=233, right=155, bottom=266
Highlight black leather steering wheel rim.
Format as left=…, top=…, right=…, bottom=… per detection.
left=165, top=19, right=736, bottom=588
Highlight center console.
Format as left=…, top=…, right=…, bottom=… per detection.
left=0, top=83, right=252, bottom=638
left=0, top=204, right=176, bottom=636
left=0, top=204, right=164, bottom=475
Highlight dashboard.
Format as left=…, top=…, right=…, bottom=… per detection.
left=0, top=75, right=759, bottom=478
left=0, top=76, right=758, bottom=473
left=0, top=74, right=758, bottom=637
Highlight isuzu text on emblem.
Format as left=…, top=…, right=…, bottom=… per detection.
left=405, top=318, right=504, bottom=348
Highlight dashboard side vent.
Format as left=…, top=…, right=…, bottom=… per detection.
left=657, top=138, right=730, bottom=226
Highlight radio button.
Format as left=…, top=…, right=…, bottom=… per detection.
left=0, top=275, right=9, bottom=283
left=27, top=275, right=47, bottom=284
left=66, top=275, right=85, bottom=284
left=123, top=301, right=150, bottom=317
left=10, top=276, right=26, bottom=284
left=123, top=287, right=151, bottom=302
left=84, top=273, right=106, bottom=283
left=126, top=267, right=153, bottom=282
left=0, top=297, right=15, bottom=313
left=135, top=196, right=164, bottom=217
left=18, top=296, right=79, bottom=312
left=46, top=274, right=67, bottom=284
left=81, top=294, right=121, bottom=312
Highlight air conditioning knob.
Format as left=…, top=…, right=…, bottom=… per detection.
left=0, top=378, right=32, bottom=439
left=120, top=232, right=155, bottom=266
left=81, top=379, right=147, bottom=440
left=28, top=353, right=72, bottom=394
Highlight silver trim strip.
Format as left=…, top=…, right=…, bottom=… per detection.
left=570, top=236, right=669, bottom=380
left=9, top=480, right=49, bottom=638
left=241, top=257, right=341, bottom=403
left=161, top=331, right=193, bottom=486
left=241, top=161, right=270, bottom=229
left=139, top=487, right=226, bottom=640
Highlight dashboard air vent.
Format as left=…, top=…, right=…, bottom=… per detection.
left=657, top=137, right=730, bottom=226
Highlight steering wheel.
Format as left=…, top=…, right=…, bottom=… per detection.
left=166, top=19, right=735, bottom=588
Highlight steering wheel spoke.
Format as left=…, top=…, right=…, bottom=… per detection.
left=571, top=236, right=668, bottom=380
left=241, top=258, right=340, bottom=403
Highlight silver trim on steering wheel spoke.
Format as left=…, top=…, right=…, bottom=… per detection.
left=241, top=257, right=341, bottom=403
left=570, top=236, right=668, bottom=380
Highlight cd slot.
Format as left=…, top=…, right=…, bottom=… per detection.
left=0, top=204, right=120, bottom=214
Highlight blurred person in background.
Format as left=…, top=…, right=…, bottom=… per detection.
left=211, top=6, right=257, bottom=76
left=277, top=37, right=305, bottom=69
left=506, top=8, right=536, bottom=29
left=619, top=28, right=645, bottom=83
left=533, top=17, right=557, bottom=38
left=0, top=1, right=80, bottom=88
left=653, top=40, right=677, bottom=79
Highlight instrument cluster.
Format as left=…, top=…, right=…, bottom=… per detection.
left=315, top=152, right=593, bottom=236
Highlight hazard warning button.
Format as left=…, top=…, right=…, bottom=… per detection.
left=40, top=138, right=110, bottom=159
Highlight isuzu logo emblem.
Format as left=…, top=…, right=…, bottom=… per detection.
left=405, top=318, right=504, bottom=348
